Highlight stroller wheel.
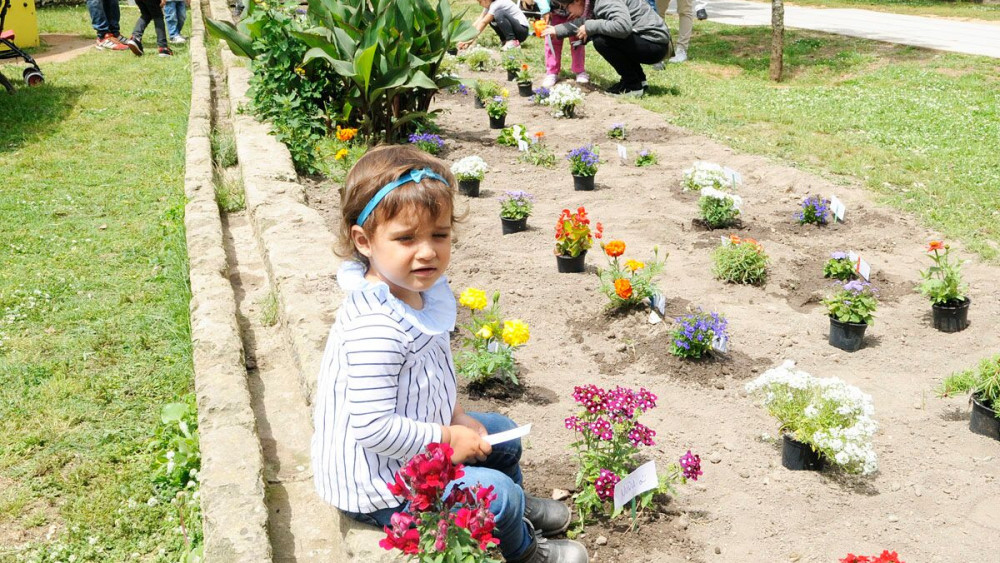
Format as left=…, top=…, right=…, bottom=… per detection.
left=23, top=68, right=44, bottom=87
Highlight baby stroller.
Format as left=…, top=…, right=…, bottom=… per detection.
left=0, top=0, right=44, bottom=94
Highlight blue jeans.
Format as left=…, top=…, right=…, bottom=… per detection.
left=164, top=1, right=187, bottom=38
left=342, top=412, right=532, bottom=560
left=86, top=0, right=121, bottom=38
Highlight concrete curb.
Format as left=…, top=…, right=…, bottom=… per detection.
left=185, top=2, right=271, bottom=561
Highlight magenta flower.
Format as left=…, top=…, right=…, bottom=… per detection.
left=679, top=450, right=702, bottom=481
left=627, top=422, right=656, bottom=447
left=594, top=469, right=620, bottom=501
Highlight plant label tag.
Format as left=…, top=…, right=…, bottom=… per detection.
left=484, top=424, right=531, bottom=446
left=830, top=195, right=846, bottom=222
left=617, top=143, right=627, bottom=164
left=648, top=310, right=661, bottom=325
left=487, top=340, right=500, bottom=353
left=711, top=334, right=729, bottom=353
left=855, top=255, right=871, bottom=281
left=518, top=140, right=530, bottom=152
left=613, top=460, right=658, bottom=511
left=649, top=293, right=667, bottom=316
left=720, top=235, right=732, bottom=246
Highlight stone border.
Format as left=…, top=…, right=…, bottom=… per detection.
left=185, top=1, right=271, bottom=560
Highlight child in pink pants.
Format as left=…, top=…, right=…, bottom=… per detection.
left=537, top=0, right=587, bottom=87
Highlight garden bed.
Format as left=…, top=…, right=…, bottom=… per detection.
left=302, top=67, right=1000, bottom=561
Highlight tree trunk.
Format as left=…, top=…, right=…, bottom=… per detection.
left=770, top=0, right=785, bottom=82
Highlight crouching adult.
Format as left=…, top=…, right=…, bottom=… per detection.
left=540, top=0, right=671, bottom=97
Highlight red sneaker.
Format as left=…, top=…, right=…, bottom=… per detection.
left=104, top=33, right=130, bottom=51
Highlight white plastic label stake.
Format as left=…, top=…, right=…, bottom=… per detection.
left=830, top=195, right=846, bottom=222
left=517, top=140, right=530, bottom=152
left=484, top=424, right=531, bottom=446
left=649, top=293, right=666, bottom=316
left=617, top=143, right=627, bottom=163
left=711, top=334, right=729, bottom=353
left=720, top=235, right=732, bottom=246
left=613, top=460, right=658, bottom=511
left=846, top=251, right=871, bottom=281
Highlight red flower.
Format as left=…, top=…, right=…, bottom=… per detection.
left=379, top=512, right=420, bottom=554
left=927, top=240, right=944, bottom=252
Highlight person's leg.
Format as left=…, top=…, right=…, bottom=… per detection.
left=511, top=21, right=530, bottom=43
left=675, top=0, right=693, bottom=52
left=592, top=34, right=668, bottom=89
left=132, top=0, right=153, bottom=42
left=341, top=504, right=405, bottom=529
left=448, top=466, right=532, bottom=560
left=164, top=2, right=180, bottom=38
left=86, top=0, right=109, bottom=40
left=102, top=0, right=121, bottom=37
left=465, top=412, right=523, bottom=485
left=176, top=2, right=187, bottom=35
left=151, top=7, right=169, bottom=49
left=568, top=40, right=586, bottom=74
left=489, top=17, right=516, bottom=43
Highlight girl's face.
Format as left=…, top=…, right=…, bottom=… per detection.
left=352, top=205, right=453, bottom=309
left=566, top=0, right=584, bottom=17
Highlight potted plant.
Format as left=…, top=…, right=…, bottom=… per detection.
left=408, top=132, right=445, bottom=156
left=746, top=360, right=879, bottom=474
left=824, top=251, right=856, bottom=281
left=455, top=288, right=530, bottom=385
left=485, top=93, right=508, bottom=129
left=596, top=239, right=666, bottom=310
left=917, top=240, right=970, bottom=333
left=462, top=46, right=494, bottom=72
left=824, top=280, right=878, bottom=352
left=531, top=86, right=550, bottom=105
left=698, top=187, right=742, bottom=229
left=669, top=310, right=728, bottom=358
left=554, top=206, right=602, bottom=273
left=712, top=235, right=768, bottom=286
left=450, top=155, right=489, bottom=197
left=939, top=354, right=1000, bottom=441
left=565, top=384, right=701, bottom=529
left=544, top=83, right=584, bottom=118
left=566, top=145, right=599, bottom=191
left=797, top=195, right=831, bottom=226
left=496, top=124, right=530, bottom=147
left=501, top=51, right=522, bottom=81
left=682, top=161, right=742, bottom=192
left=473, top=79, right=501, bottom=109
left=498, top=190, right=533, bottom=234
left=515, top=63, right=533, bottom=97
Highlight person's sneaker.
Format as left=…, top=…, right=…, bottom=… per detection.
left=669, top=47, right=688, bottom=63
left=652, top=61, right=666, bottom=71
left=606, top=81, right=626, bottom=94
left=502, top=39, right=521, bottom=50
left=169, top=35, right=186, bottom=44
left=105, top=33, right=130, bottom=51
left=95, top=36, right=108, bottom=49
left=158, top=46, right=174, bottom=57
left=126, top=36, right=144, bottom=56
left=506, top=520, right=589, bottom=563
left=696, top=7, right=708, bottom=20
left=614, top=83, right=646, bottom=98
left=575, top=72, right=589, bottom=84
left=116, top=34, right=129, bottom=44
left=541, top=73, right=557, bottom=88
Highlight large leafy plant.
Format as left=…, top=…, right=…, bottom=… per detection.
left=293, top=0, right=476, bottom=142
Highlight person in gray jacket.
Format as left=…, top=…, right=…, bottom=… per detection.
left=540, top=0, right=671, bottom=96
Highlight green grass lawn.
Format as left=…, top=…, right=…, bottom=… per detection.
left=513, top=23, right=1000, bottom=261
left=0, top=7, right=195, bottom=562
left=751, top=0, right=1000, bottom=21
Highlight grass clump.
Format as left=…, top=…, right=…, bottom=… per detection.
left=712, top=236, right=769, bottom=285
left=939, top=355, right=1000, bottom=417
left=211, top=128, right=238, bottom=168
left=214, top=166, right=245, bottom=212
left=259, top=290, right=279, bottom=327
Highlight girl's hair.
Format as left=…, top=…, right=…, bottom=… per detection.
left=336, top=145, right=459, bottom=266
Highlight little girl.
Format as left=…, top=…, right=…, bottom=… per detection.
left=311, top=145, right=587, bottom=563
left=535, top=0, right=588, bottom=87
left=458, top=0, right=531, bottom=51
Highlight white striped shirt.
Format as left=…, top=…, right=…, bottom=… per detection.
left=312, top=261, right=458, bottom=513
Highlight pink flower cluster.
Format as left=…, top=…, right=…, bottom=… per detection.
left=380, top=443, right=500, bottom=557
left=594, top=469, right=621, bottom=501
left=679, top=450, right=702, bottom=481
left=571, top=384, right=657, bottom=421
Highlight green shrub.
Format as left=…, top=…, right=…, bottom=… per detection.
left=712, top=236, right=769, bottom=285
left=940, top=355, right=1000, bottom=418
left=698, top=191, right=741, bottom=229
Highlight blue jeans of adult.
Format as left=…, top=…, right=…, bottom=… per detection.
left=164, top=1, right=187, bottom=38
left=342, top=412, right=532, bottom=560
left=86, top=0, right=121, bottom=39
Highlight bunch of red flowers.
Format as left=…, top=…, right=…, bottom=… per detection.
left=554, top=207, right=603, bottom=258
left=840, top=550, right=905, bottom=563
left=380, top=443, right=501, bottom=562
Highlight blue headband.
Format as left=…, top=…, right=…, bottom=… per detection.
left=356, top=167, right=450, bottom=226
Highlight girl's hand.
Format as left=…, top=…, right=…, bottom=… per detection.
left=457, top=40, right=474, bottom=50
left=540, top=26, right=556, bottom=37
left=452, top=412, right=488, bottom=437
left=444, top=424, right=491, bottom=463
left=575, top=24, right=587, bottom=41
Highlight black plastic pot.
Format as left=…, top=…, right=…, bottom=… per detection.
left=572, top=174, right=595, bottom=191
left=556, top=250, right=587, bottom=273
left=458, top=179, right=480, bottom=197
left=501, top=216, right=527, bottom=235
left=781, top=434, right=824, bottom=471
left=489, top=115, right=506, bottom=129
left=507, top=69, right=517, bottom=81
left=517, top=82, right=533, bottom=97
left=969, top=394, right=1000, bottom=441
left=932, top=297, right=970, bottom=333
left=447, top=47, right=458, bottom=56
left=474, top=97, right=485, bottom=109
left=828, top=316, right=867, bottom=352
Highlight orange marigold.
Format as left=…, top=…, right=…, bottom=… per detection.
left=614, top=278, right=633, bottom=300
left=927, top=240, right=945, bottom=252
left=604, top=240, right=626, bottom=257
left=521, top=63, right=529, bottom=71
left=336, top=126, right=358, bottom=142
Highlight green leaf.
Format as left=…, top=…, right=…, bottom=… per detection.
left=161, top=403, right=188, bottom=424
left=205, top=19, right=258, bottom=59
left=353, top=44, right=378, bottom=94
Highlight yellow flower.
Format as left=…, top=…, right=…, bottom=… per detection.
left=459, top=288, right=488, bottom=310
left=476, top=325, right=494, bottom=339
left=501, top=88, right=509, bottom=98
left=334, top=148, right=349, bottom=160
left=625, top=259, right=645, bottom=272
left=502, top=319, right=530, bottom=347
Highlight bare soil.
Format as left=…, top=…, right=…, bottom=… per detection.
left=302, top=68, right=1000, bottom=562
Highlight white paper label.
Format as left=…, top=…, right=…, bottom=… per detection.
left=648, top=310, right=661, bottom=325
left=720, top=235, right=732, bottom=246
left=649, top=293, right=666, bottom=316
left=617, top=143, right=627, bottom=162
left=484, top=424, right=531, bottom=446
left=711, top=334, right=729, bottom=353
left=517, top=140, right=530, bottom=152
left=487, top=340, right=500, bottom=353
left=613, top=460, right=658, bottom=511
left=846, top=251, right=871, bottom=281
left=830, top=195, right=846, bottom=222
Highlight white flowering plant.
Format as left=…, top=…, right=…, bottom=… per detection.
left=698, top=187, right=742, bottom=228
left=682, top=161, right=742, bottom=192
left=746, top=360, right=878, bottom=475
left=544, top=83, right=584, bottom=118
left=451, top=156, right=489, bottom=181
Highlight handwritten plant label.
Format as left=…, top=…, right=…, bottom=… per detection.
left=613, top=460, right=658, bottom=511
left=484, top=424, right=531, bottom=446
left=647, top=293, right=667, bottom=325
left=847, top=251, right=871, bottom=281
left=617, top=143, right=627, bottom=164
left=711, top=333, right=729, bottom=353
left=517, top=140, right=530, bottom=152
left=830, top=195, right=846, bottom=222
left=720, top=235, right=731, bottom=246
